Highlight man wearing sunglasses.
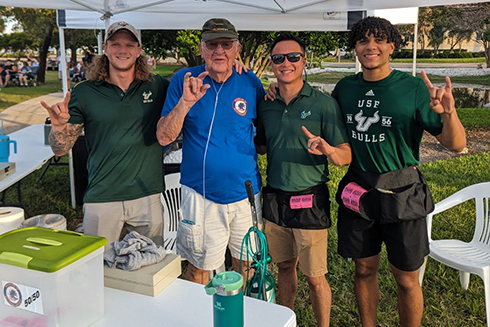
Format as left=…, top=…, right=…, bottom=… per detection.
left=255, top=33, right=351, bottom=327
left=156, top=18, right=265, bottom=285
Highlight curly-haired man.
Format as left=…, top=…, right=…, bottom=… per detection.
left=333, top=16, right=466, bottom=327
left=41, top=21, right=168, bottom=248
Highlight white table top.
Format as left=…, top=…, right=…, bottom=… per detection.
left=0, top=125, right=54, bottom=193
left=91, top=278, right=296, bottom=327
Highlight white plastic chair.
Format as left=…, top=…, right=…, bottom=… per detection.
left=161, top=172, right=226, bottom=275
left=161, top=173, right=181, bottom=253
left=419, top=182, right=490, bottom=326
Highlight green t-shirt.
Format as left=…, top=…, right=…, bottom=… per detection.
left=256, top=82, right=349, bottom=191
left=68, top=74, right=169, bottom=203
left=332, top=70, right=443, bottom=174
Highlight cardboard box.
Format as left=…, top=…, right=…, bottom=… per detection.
left=104, top=253, right=181, bottom=297
left=0, top=162, right=15, bottom=182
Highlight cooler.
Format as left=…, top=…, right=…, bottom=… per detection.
left=0, top=227, right=107, bottom=327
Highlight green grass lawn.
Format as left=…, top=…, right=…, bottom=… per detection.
left=153, top=64, right=183, bottom=78
left=1, top=63, right=489, bottom=327
left=0, top=71, right=61, bottom=112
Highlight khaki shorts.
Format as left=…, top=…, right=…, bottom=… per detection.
left=177, top=185, right=262, bottom=271
left=83, top=193, right=164, bottom=250
left=265, top=220, right=328, bottom=277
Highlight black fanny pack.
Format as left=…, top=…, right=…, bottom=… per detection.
left=262, top=183, right=330, bottom=229
left=335, top=166, right=434, bottom=224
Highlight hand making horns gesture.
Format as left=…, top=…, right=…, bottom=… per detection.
left=302, top=126, right=333, bottom=156
left=182, top=71, right=211, bottom=104
left=421, top=70, right=456, bottom=115
left=40, top=91, right=71, bottom=127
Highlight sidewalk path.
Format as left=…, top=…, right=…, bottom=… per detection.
left=0, top=92, right=64, bottom=134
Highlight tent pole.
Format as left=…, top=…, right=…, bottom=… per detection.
left=412, top=21, right=419, bottom=77
left=59, top=27, right=77, bottom=210
left=98, top=32, right=103, bottom=55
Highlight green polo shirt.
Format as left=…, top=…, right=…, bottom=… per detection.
left=68, top=74, right=169, bottom=203
left=256, top=82, right=349, bottom=192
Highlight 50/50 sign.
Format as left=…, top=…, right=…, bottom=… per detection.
left=2, top=281, right=44, bottom=315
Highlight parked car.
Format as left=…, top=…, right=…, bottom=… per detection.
left=47, top=58, right=58, bottom=71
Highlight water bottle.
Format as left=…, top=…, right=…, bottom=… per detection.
left=204, top=271, right=244, bottom=327
left=44, top=117, right=51, bottom=145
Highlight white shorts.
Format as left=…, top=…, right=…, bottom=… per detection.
left=177, top=185, right=262, bottom=271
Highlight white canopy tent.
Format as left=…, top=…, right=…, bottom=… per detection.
left=1, top=0, right=488, bottom=16
left=0, top=0, right=483, bottom=208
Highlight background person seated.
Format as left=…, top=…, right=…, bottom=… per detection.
left=18, top=61, right=33, bottom=87
left=1, top=59, right=18, bottom=87
left=71, top=60, right=85, bottom=83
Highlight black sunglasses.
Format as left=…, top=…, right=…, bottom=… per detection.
left=270, top=52, right=303, bottom=64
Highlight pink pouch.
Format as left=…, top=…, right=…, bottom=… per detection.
left=290, top=194, right=314, bottom=209
left=341, top=182, right=367, bottom=214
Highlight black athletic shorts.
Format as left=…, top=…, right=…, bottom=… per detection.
left=337, top=205, right=429, bottom=271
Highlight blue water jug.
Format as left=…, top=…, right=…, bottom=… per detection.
left=204, top=271, right=244, bottom=327
left=0, top=133, right=16, bottom=162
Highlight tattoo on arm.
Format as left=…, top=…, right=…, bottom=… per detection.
left=49, top=123, right=84, bottom=156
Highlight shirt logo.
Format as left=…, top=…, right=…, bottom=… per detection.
left=365, top=89, right=375, bottom=96
left=355, top=110, right=380, bottom=132
left=143, top=91, right=153, bottom=103
left=300, top=110, right=311, bottom=119
left=233, top=98, right=247, bottom=116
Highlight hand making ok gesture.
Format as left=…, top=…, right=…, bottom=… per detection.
left=40, top=91, right=71, bottom=128
left=421, top=70, right=456, bottom=115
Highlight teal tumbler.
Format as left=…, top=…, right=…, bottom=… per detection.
left=204, top=271, right=244, bottom=327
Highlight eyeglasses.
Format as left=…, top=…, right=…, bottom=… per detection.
left=270, top=52, right=303, bottom=64
left=204, top=40, right=236, bottom=51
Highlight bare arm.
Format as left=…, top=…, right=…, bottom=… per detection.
left=156, top=71, right=210, bottom=146
left=157, top=98, right=193, bottom=146
left=421, top=71, right=466, bottom=152
left=302, top=126, right=352, bottom=166
left=41, top=91, right=84, bottom=156
left=435, top=110, right=466, bottom=152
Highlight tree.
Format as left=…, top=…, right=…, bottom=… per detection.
left=1, top=32, right=33, bottom=59
left=417, top=7, right=431, bottom=53
left=444, top=5, right=485, bottom=52
left=302, top=31, right=337, bottom=67
left=427, top=6, right=451, bottom=54
left=473, top=3, right=490, bottom=67
left=330, top=32, right=349, bottom=62
left=1, top=7, right=57, bottom=83
left=239, top=31, right=276, bottom=78
left=175, top=30, right=202, bottom=67
left=64, top=29, right=99, bottom=64
left=141, top=29, right=277, bottom=78
left=141, top=30, right=175, bottom=62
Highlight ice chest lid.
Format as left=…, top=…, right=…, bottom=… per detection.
left=0, top=227, right=107, bottom=272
